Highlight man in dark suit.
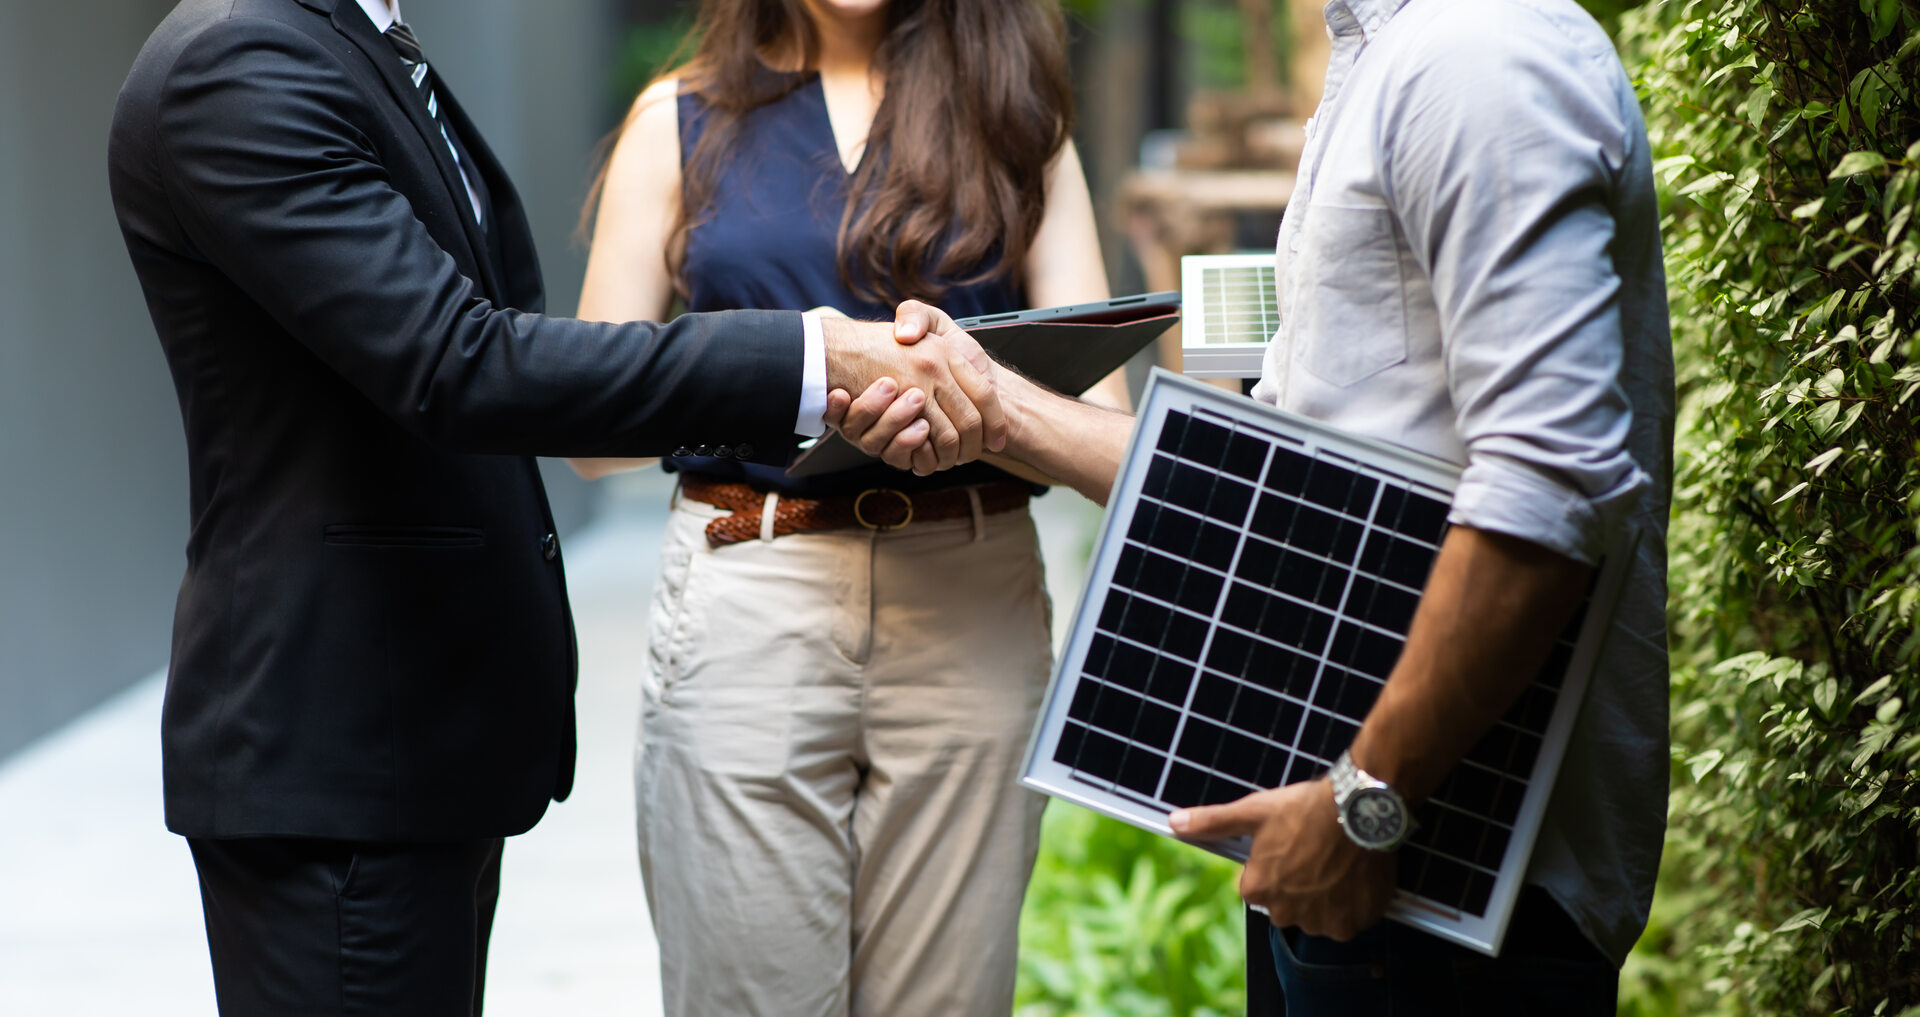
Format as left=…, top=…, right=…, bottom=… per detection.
left=107, top=0, right=1001, bottom=1013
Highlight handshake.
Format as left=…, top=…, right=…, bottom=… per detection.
left=817, top=300, right=1009, bottom=476
left=819, top=300, right=1129, bottom=502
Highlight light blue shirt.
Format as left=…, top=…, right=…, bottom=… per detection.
left=1249, top=0, right=1675, bottom=965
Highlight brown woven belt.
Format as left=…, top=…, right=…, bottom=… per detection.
left=680, top=475, right=1030, bottom=549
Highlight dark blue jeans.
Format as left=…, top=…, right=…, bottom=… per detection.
left=1268, top=887, right=1617, bottom=1016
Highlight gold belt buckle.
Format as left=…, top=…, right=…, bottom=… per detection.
left=853, top=488, right=914, bottom=531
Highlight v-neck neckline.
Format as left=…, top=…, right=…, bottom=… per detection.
left=801, top=71, right=871, bottom=178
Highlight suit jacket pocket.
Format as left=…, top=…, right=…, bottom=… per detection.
left=1293, top=204, right=1411, bottom=387
left=323, top=524, right=486, bottom=549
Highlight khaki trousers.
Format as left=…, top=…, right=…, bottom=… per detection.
left=636, top=492, right=1054, bottom=1017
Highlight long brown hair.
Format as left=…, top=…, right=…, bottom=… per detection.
left=592, top=0, right=1073, bottom=306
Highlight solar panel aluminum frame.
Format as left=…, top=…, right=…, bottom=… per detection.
left=1180, top=254, right=1279, bottom=379
left=1019, top=369, right=1638, bottom=957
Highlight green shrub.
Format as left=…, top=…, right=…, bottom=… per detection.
left=1615, top=1, right=1920, bottom=1013
left=1016, top=805, right=1247, bottom=1017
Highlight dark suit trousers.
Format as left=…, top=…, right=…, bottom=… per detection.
left=188, top=837, right=504, bottom=1017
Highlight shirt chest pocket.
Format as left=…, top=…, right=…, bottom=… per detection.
left=1292, top=204, right=1411, bottom=387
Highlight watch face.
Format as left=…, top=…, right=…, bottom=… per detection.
left=1346, top=787, right=1406, bottom=847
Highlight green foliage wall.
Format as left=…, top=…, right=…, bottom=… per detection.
left=1615, top=1, right=1920, bottom=1013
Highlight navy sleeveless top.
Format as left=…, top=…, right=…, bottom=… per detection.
left=671, top=71, right=1024, bottom=495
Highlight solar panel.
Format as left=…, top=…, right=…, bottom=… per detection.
left=1021, top=369, right=1636, bottom=956
left=1180, top=254, right=1279, bottom=378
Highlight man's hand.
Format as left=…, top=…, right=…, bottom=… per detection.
left=820, top=306, right=1004, bottom=475
left=1169, top=779, right=1395, bottom=941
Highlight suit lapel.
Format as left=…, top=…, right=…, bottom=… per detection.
left=434, top=86, right=545, bottom=312
left=324, top=0, right=504, bottom=299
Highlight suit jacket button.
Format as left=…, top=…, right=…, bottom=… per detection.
left=735, top=443, right=754, bottom=459
left=694, top=444, right=713, bottom=456
left=672, top=447, right=693, bottom=457
left=712, top=445, right=733, bottom=458
left=541, top=533, right=559, bottom=561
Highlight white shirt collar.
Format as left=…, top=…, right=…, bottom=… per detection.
left=353, top=0, right=400, bottom=34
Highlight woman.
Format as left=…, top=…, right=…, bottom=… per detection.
left=572, top=1, right=1116, bottom=1013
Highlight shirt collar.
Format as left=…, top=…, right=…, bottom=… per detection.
left=1322, top=0, right=1413, bottom=40
left=353, top=0, right=398, bottom=34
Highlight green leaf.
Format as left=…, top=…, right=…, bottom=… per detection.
left=1806, top=446, right=1844, bottom=475
left=1776, top=906, right=1830, bottom=932
left=1830, top=151, right=1888, bottom=178
left=1814, top=676, right=1839, bottom=715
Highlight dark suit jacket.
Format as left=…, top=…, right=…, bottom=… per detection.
left=109, top=0, right=802, bottom=841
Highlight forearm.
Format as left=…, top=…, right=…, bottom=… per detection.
left=996, top=369, right=1133, bottom=505
left=1346, top=525, right=1591, bottom=801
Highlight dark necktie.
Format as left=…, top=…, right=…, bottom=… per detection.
left=383, top=21, right=488, bottom=229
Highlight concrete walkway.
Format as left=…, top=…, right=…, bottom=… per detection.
left=0, top=467, right=1103, bottom=1015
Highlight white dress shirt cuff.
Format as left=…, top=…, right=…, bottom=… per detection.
left=1448, top=457, right=1645, bottom=566
left=795, top=310, right=828, bottom=438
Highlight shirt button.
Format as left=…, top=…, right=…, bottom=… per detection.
left=541, top=533, right=559, bottom=562
left=735, top=443, right=755, bottom=460
left=672, top=447, right=693, bottom=457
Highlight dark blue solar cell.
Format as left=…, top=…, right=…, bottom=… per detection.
left=1265, top=447, right=1313, bottom=495
left=1276, top=551, right=1341, bottom=608
left=1441, top=765, right=1500, bottom=817
left=1374, top=484, right=1408, bottom=529
left=1144, top=454, right=1178, bottom=498
left=1118, top=748, right=1168, bottom=797
left=1229, top=683, right=1281, bottom=734
left=1132, top=699, right=1180, bottom=750
left=1073, top=726, right=1127, bottom=782
left=1401, top=493, right=1451, bottom=544
left=1206, top=628, right=1252, bottom=675
left=1163, top=763, right=1210, bottom=807
left=1089, top=686, right=1148, bottom=738
left=1223, top=432, right=1269, bottom=480
left=1245, top=637, right=1317, bottom=699
left=1509, top=732, right=1541, bottom=774
left=1156, top=411, right=1190, bottom=454
left=1345, top=473, right=1381, bottom=516
left=1304, top=463, right=1355, bottom=512
left=1428, top=808, right=1485, bottom=865
left=1180, top=417, right=1232, bottom=467
left=1283, top=753, right=1322, bottom=785
left=1177, top=718, right=1227, bottom=766
left=1255, top=747, right=1290, bottom=787
left=1414, top=850, right=1472, bottom=907
left=1146, top=657, right=1198, bottom=707
left=1329, top=621, right=1403, bottom=679
left=1503, top=684, right=1559, bottom=734
left=1054, top=722, right=1086, bottom=767
left=1204, top=476, right=1256, bottom=524
left=1461, top=870, right=1496, bottom=916
left=1236, top=536, right=1282, bottom=588
left=1215, top=727, right=1270, bottom=786
left=1475, top=823, right=1512, bottom=870
left=1112, top=543, right=1147, bottom=590
left=1068, top=680, right=1103, bottom=723
left=1490, top=776, right=1528, bottom=826
left=1191, top=672, right=1239, bottom=723
left=1195, top=520, right=1241, bottom=571
left=1351, top=576, right=1420, bottom=632
left=1162, top=462, right=1219, bottom=515
left=1252, top=492, right=1300, bottom=541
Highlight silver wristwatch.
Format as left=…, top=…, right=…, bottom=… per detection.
left=1329, top=749, right=1414, bottom=851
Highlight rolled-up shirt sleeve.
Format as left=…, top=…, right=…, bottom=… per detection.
left=1380, top=23, right=1649, bottom=564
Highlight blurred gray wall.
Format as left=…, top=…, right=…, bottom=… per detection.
left=0, top=0, right=619, bottom=763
